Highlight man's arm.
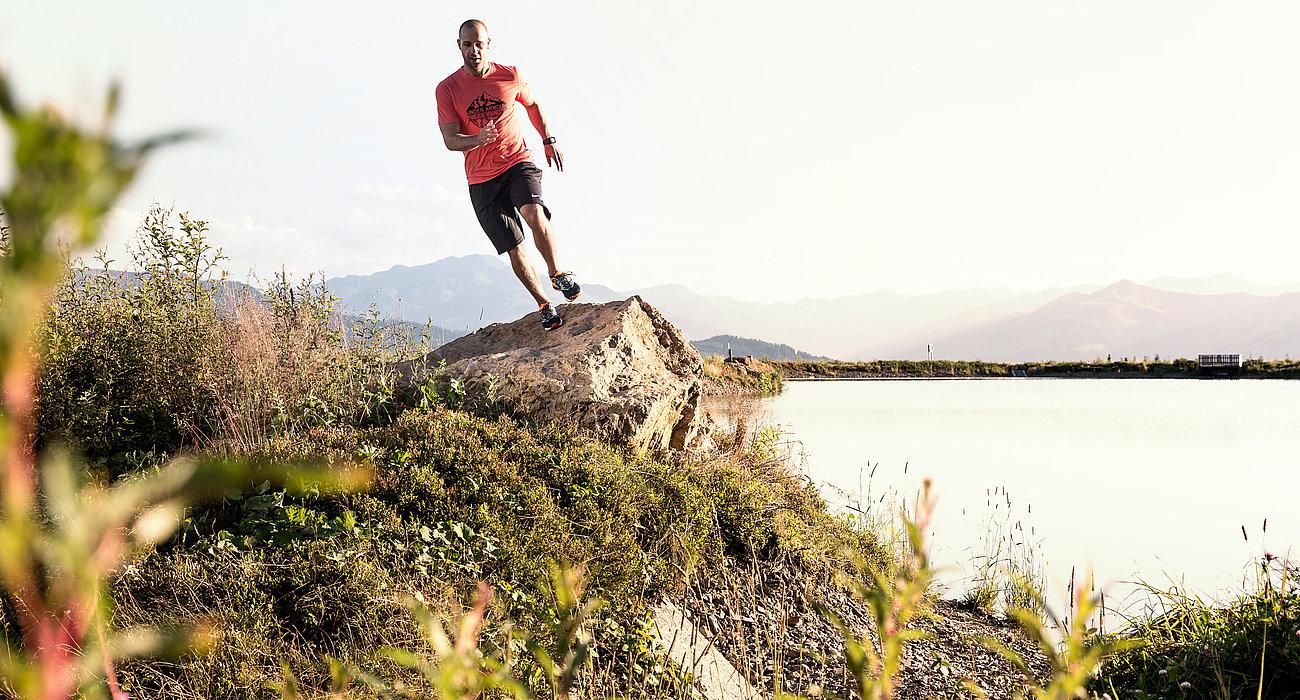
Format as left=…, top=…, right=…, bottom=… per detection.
left=524, top=103, right=564, bottom=171
left=439, top=121, right=498, bottom=152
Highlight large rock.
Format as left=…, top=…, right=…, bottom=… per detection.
left=406, top=297, right=705, bottom=452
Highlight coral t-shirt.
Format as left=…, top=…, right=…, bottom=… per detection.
left=436, top=63, right=536, bottom=185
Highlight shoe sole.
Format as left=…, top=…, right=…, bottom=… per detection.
left=543, top=317, right=563, bottom=331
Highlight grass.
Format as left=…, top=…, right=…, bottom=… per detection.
left=104, top=407, right=893, bottom=697
left=961, top=485, right=1046, bottom=621
left=701, top=355, right=784, bottom=396
left=1096, top=554, right=1300, bottom=698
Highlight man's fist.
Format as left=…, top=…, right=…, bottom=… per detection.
left=476, top=120, right=499, bottom=146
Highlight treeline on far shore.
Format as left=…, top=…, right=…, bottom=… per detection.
left=768, top=358, right=1300, bottom=379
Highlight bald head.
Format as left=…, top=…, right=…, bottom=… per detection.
left=459, top=19, right=487, bottom=39
left=456, top=19, right=491, bottom=75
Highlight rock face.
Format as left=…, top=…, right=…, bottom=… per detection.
left=411, top=297, right=704, bottom=452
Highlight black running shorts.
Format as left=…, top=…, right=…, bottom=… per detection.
left=468, top=161, right=551, bottom=255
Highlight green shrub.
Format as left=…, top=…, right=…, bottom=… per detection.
left=36, top=205, right=435, bottom=470
left=38, top=206, right=226, bottom=464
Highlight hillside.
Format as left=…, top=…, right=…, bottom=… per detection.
left=35, top=249, right=1053, bottom=698
left=691, top=334, right=831, bottom=360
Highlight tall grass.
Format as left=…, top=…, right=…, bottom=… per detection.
left=962, top=485, right=1046, bottom=620
left=38, top=205, right=438, bottom=468
left=1098, top=552, right=1299, bottom=698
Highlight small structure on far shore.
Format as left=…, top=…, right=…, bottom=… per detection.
left=1197, top=353, right=1243, bottom=378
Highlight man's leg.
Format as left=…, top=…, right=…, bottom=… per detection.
left=519, top=203, right=560, bottom=278
left=506, top=244, right=551, bottom=307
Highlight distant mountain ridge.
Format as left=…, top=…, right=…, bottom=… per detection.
left=867, top=280, right=1300, bottom=361
left=322, top=256, right=1300, bottom=360
left=690, top=335, right=831, bottom=361
left=326, top=256, right=1060, bottom=357
left=326, top=255, right=623, bottom=333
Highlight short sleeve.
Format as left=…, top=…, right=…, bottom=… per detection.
left=514, top=68, right=536, bottom=107
left=436, top=80, right=460, bottom=126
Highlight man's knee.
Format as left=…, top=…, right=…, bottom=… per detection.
left=519, top=203, right=547, bottom=230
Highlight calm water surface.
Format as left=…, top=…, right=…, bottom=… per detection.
left=764, top=379, right=1300, bottom=608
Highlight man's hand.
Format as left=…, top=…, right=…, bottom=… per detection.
left=475, top=120, right=499, bottom=147
left=545, top=143, right=564, bottom=172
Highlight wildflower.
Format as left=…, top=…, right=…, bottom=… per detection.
left=1158, top=669, right=1167, bottom=676
left=1180, top=681, right=1191, bottom=690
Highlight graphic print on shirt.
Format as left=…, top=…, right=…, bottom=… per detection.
left=467, top=93, right=506, bottom=127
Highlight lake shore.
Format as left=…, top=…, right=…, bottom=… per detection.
left=769, top=358, right=1300, bottom=380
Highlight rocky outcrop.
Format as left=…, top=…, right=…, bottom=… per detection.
left=402, top=297, right=705, bottom=452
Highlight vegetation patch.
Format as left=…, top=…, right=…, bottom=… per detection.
left=1097, top=556, right=1300, bottom=698
left=701, top=355, right=784, bottom=396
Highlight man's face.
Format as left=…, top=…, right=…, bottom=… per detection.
left=458, top=26, right=490, bottom=72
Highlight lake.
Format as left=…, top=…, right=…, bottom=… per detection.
left=758, top=379, right=1300, bottom=614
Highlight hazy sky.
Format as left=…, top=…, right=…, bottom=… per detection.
left=2, top=2, right=1299, bottom=301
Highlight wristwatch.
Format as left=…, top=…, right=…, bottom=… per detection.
left=542, top=136, right=557, bottom=146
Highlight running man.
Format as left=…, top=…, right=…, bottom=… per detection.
left=436, top=18, right=580, bottom=331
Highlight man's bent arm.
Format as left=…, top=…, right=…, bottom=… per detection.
left=439, top=121, right=495, bottom=152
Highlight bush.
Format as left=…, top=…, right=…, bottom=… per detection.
left=38, top=206, right=226, bottom=463
left=36, top=205, right=433, bottom=471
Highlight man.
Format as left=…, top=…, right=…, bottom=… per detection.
left=436, top=18, right=580, bottom=331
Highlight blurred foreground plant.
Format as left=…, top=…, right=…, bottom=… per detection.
left=0, top=69, right=369, bottom=699
left=974, top=569, right=1138, bottom=700
left=301, top=564, right=603, bottom=699
left=812, top=479, right=939, bottom=700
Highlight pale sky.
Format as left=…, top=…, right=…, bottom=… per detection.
left=2, top=2, right=1299, bottom=301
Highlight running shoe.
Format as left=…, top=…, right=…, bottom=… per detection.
left=550, top=271, right=581, bottom=302
left=539, top=304, right=563, bottom=331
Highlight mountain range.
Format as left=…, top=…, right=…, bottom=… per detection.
left=867, top=280, right=1300, bottom=362
left=324, top=255, right=1300, bottom=361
